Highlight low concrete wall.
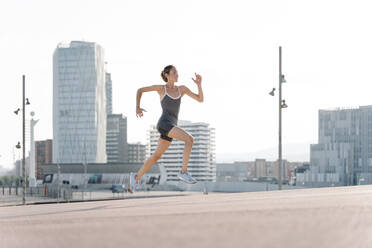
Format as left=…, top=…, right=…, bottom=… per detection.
left=153, top=181, right=306, bottom=192
left=45, top=181, right=306, bottom=193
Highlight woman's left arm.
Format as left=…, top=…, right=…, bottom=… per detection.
left=180, top=73, right=204, bottom=102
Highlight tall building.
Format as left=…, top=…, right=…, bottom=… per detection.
left=107, top=114, right=128, bottom=163
left=254, top=159, right=267, bottom=178
left=105, top=72, right=112, bottom=115
left=271, top=159, right=293, bottom=181
left=15, top=159, right=22, bottom=177
left=128, top=142, right=146, bottom=163
left=53, top=41, right=107, bottom=164
left=35, top=139, right=53, bottom=180
left=148, top=120, right=216, bottom=182
left=298, top=105, right=372, bottom=186
left=15, top=157, right=30, bottom=178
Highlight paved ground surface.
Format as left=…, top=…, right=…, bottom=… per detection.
left=1, top=186, right=372, bottom=248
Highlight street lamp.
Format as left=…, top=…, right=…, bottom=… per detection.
left=281, top=100, right=288, bottom=108
left=269, top=88, right=276, bottom=96
left=281, top=75, right=287, bottom=83
left=14, top=75, right=31, bottom=204
left=268, top=46, right=288, bottom=190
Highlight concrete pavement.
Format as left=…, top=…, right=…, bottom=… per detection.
left=1, top=185, right=372, bottom=248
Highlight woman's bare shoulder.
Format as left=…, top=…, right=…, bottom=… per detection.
left=178, top=84, right=188, bottom=90
left=139, top=84, right=164, bottom=93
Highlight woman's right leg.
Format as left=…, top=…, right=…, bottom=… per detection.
left=135, top=137, right=172, bottom=181
left=167, top=126, right=194, bottom=173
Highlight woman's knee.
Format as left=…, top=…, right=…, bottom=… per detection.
left=186, top=135, right=194, bottom=145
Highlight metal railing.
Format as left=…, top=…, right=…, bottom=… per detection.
left=0, top=183, right=187, bottom=206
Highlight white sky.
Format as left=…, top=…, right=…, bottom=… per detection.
left=1, top=0, right=372, bottom=169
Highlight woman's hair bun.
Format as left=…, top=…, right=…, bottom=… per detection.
left=160, top=65, right=174, bottom=82
left=160, top=70, right=167, bottom=82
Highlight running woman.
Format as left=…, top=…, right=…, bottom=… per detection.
left=128, top=65, right=204, bottom=193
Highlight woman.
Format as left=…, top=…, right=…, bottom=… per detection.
left=128, top=65, right=204, bottom=193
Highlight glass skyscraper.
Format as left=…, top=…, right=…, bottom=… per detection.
left=53, top=41, right=107, bottom=164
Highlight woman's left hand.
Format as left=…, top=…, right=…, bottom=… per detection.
left=191, top=73, right=202, bottom=86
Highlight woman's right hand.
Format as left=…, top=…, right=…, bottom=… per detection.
left=136, top=107, right=147, bottom=118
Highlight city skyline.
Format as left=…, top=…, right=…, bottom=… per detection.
left=2, top=0, right=372, bottom=170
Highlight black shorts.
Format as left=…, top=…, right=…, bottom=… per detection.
left=157, top=126, right=173, bottom=142
left=156, top=118, right=176, bottom=142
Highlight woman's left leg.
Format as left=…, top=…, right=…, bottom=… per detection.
left=167, top=126, right=194, bottom=173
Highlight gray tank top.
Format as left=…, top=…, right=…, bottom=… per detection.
left=160, top=85, right=181, bottom=123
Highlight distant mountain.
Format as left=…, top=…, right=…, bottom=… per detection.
left=217, top=143, right=311, bottom=163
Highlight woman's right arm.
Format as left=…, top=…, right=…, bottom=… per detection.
left=136, top=85, right=162, bottom=117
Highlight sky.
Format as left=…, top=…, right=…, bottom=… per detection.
left=1, top=0, right=372, bottom=169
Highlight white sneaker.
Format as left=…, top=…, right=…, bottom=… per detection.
left=177, top=170, right=197, bottom=184
left=128, top=172, right=137, bottom=193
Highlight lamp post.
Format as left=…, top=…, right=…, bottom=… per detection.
left=22, top=75, right=28, bottom=203
left=269, top=46, right=288, bottom=190
left=14, top=75, right=31, bottom=204
left=22, top=75, right=30, bottom=203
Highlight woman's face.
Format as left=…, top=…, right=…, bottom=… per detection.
left=167, top=67, right=178, bottom=82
